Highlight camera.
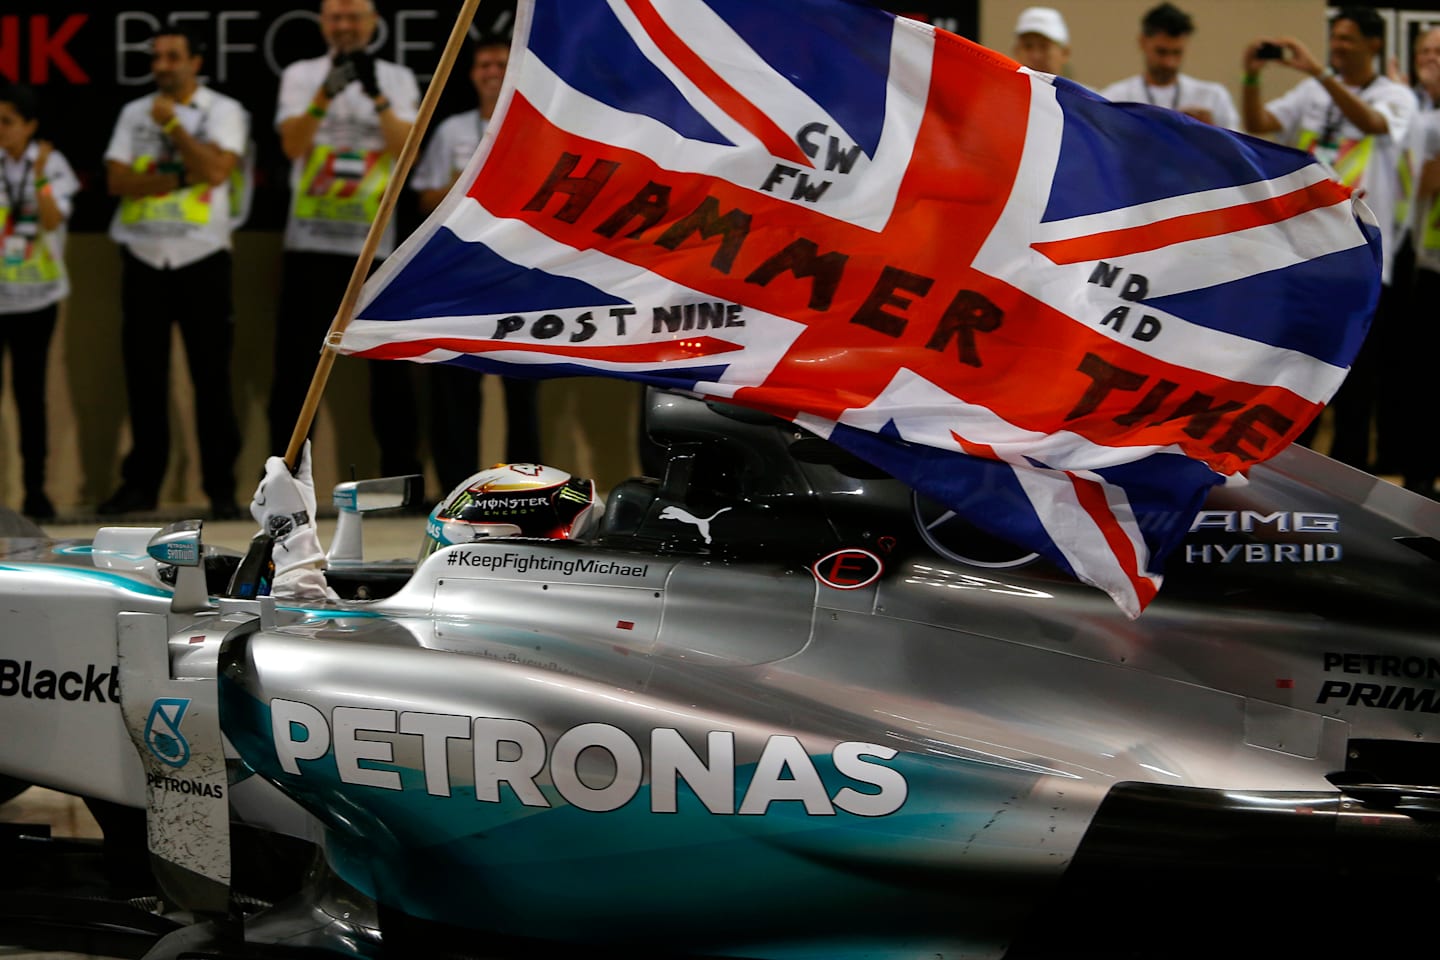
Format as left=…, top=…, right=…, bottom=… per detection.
left=1256, top=42, right=1285, bottom=60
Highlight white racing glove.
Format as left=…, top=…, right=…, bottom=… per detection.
left=250, top=440, right=334, bottom=600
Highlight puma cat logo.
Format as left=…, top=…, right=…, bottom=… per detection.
left=658, top=506, right=732, bottom=544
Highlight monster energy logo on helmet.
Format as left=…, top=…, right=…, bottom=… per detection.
left=420, top=463, right=602, bottom=558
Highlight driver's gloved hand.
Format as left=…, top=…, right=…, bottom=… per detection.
left=251, top=440, right=333, bottom=600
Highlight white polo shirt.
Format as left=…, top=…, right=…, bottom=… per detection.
left=1410, top=108, right=1440, bottom=273
left=0, top=141, right=78, bottom=313
left=104, top=87, right=249, bottom=270
left=1098, top=73, right=1240, bottom=130
left=411, top=109, right=488, bottom=194
left=1266, top=74, right=1416, bottom=284
left=275, top=54, right=420, bottom=257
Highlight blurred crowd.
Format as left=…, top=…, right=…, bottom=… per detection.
left=1011, top=3, right=1437, bottom=499
left=1, top=1, right=1436, bottom=523
left=3, top=0, right=530, bottom=521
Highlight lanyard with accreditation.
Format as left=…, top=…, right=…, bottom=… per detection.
left=1296, top=77, right=1380, bottom=188
left=0, top=159, right=62, bottom=286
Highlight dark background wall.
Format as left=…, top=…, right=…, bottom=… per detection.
left=4, top=1, right=523, bottom=232
left=3, top=1, right=977, bottom=234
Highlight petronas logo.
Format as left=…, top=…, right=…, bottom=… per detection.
left=144, top=698, right=192, bottom=769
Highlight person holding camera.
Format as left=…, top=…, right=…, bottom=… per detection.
left=1241, top=7, right=1416, bottom=473
left=271, top=0, right=420, bottom=473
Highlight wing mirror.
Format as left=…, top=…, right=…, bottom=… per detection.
left=147, top=520, right=209, bottom=611
left=146, top=520, right=202, bottom=567
left=327, top=475, right=424, bottom=564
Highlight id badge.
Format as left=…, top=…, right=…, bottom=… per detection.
left=12, top=216, right=38, bottom=238
left=3, top=235, right=27, bottom=266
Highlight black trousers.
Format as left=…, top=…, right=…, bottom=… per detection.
left=269, top=250, right=421, bottom=478
left=1322, top=280, right=1398, bottom=470
left=119, top=250, right=239, bottom=503
left=429, top=366, right=541, bottom=495
left=1402, top=266, right=1440, bottom=493
left=0, top=303, right=57, bottom=495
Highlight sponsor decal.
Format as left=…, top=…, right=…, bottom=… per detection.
left=1316, top=652, right=1440, bottom=714
left=812, top=548, right=883, bottom=590
left=0, top=659, right=119, bottom=703
left=445, top=550, right=649, bottom=578
left=140, top=697, right=225, bottom=799
left=144, top=697, right=192, bottom=768
left=1323, top=652, right=1440, bottom=679
left=146, top=771, right=224, bottom=799
left=657, top=505, right=730, bottom=545
left=270, top=701, right=908, bottom=817
left=555, top=484, right=593, bottom=506
left=1185, top=543, right=1341, bottom=563
left=1184, top=510, right=1342, bottom=564
left=1317, top=681, right=1440, bottom=713
left=466, top=495, right=551, bottom=511
left=152, top=539, right=199, bottom=566
left=1190, top=511, right=1340, bottom=533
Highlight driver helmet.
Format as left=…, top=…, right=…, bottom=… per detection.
left=420, top=463, right=602, bottom=559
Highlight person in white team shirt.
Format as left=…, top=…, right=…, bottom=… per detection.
left=270, top=0, right=421, bottom=475
left=1011, top=7, right=1071, bottom=78
left=0, top=83, right=79, bottom=521
left=1242, top=7, right=1416, bottom=473
left=99, top=25, right=247, bottom=519
left=1099, top=3, right=1239, bottom=129
left=410, top=35, right=541, bottom=495
left=412, top=37, right=509, bottom=216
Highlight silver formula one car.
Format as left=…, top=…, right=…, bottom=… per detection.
left=1, top=391, right=1438, bottom=959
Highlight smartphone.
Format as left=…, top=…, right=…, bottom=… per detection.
left=1256, top=42, right=1285, bottom=60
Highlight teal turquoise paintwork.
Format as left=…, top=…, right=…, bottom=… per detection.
left=0, top=562, right=174, bottom=599
left=220, top=678, right=1041, bottom=957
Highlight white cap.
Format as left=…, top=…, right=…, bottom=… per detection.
left=1014, top=6, right=1069, bottom=46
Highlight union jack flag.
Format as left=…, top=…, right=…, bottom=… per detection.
left=343, top=0, right=1381, bottom=616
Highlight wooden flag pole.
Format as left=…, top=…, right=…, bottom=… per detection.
left=284, top=0, right=485, bottom=469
